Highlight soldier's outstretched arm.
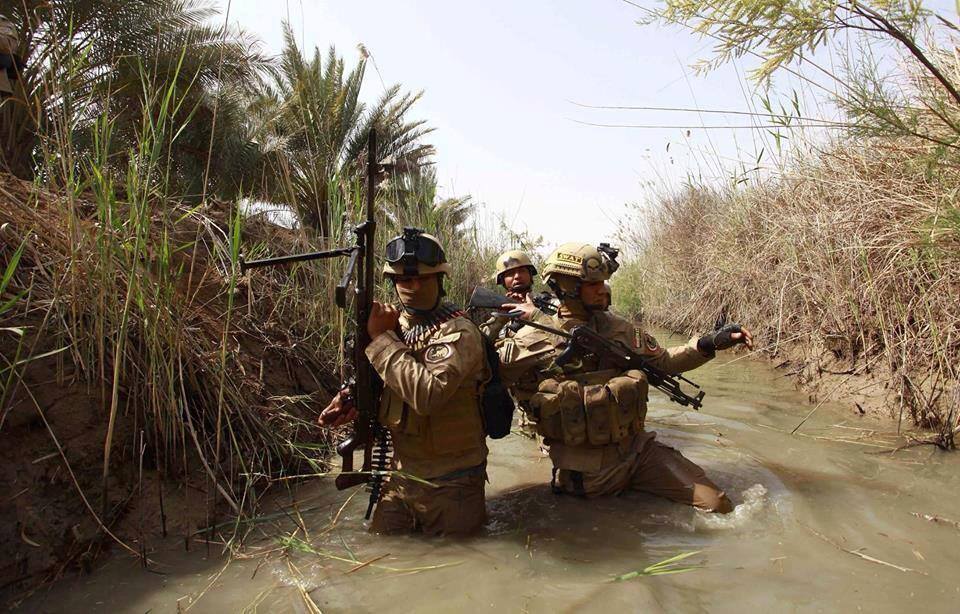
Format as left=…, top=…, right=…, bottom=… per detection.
left=639, top=325, right=753, bottom=374
left=365, top=319, right=485, bottom=416
left=635, top=330, right=713, bottom=375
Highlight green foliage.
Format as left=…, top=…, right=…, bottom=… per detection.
left=609, top=259, right=648, bottom=322
left=2, top=0, right=267, bottom=197
left=654, top=1, right=929, bottom=82
left=649, top=1, right=960, bottom=159
left=613, top=550, right=705, bottom=581
left=254, top=24, right=435, bottom=236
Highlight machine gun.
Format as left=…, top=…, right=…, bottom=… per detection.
left=469, top=286, right=705, bottom=410
left=241, top=130, right=388, bottom=519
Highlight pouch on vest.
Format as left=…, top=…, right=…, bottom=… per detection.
left=582, top=384, right=613, bottom=445
left=606, top=370, right=648, bottom=435
left=479, top=334, right=515, bottom=439
left=530, top=378, right=579, bottom=442
left=557, top=381, right=586, bottom=446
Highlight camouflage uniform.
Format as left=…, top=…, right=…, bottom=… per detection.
left=498, top=243, right=733, bottom=512
left=366, top=230, right=490, bottom=535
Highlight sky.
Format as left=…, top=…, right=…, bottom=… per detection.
left=217, top=0, right=956, bottom=250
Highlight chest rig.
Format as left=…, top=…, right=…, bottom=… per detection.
left=529, top=324, right=649, bottom=448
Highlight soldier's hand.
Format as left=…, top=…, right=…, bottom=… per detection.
left=697, top=324, right=754, bottom=353
left=732, top=326, right=754, bottom=350
left=505, top=289, right=526, bottom=302
left=502, top=294, right=539, bottom=321
left=367, top=301, right=400, bottom=339
left=318, top=388, right=357, bottom=428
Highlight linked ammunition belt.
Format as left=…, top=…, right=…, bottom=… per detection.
left=401, top=303, right=464, bottom=349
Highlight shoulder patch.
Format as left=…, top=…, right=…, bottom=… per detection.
left=424, top=342, right=454, bottom=363
left=635, top=330, right=663, bottom=356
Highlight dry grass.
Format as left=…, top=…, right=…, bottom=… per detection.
left=0, top=142, right=505, bottom=596
left=0, top=171, right=343, bottom=490
left=617, top=139, right=960, bottom=434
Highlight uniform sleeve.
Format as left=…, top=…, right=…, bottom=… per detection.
left=364, top=322, right=485, bottom=417
left=634, top=330, right=713, bottom=374
left=527, top=308, right=553, bottom=326
left=497, top=326, right=559, bottom=385
left=479, top=314, right=508, bottom=341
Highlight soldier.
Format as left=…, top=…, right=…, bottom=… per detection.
left=319, top=228, right=490, bottom=536
left=494, top=250, right=538, bottom=302
left=498, top=242, right=753, bottom=513
left=0, top=14, right=20, bottom=99
left=480, top=249, right=555, bottom=341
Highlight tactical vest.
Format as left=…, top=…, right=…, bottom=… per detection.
left=378, top=313, right=487, bottom=479
left=530, top=368, right=649, bottom=447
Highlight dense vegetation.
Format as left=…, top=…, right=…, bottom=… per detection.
left=0, top=0, right=515, bottom=593
left=615, top=1, right=959, bottom=443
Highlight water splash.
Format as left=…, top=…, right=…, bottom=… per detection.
left=695, top=483, right=769, bottom=530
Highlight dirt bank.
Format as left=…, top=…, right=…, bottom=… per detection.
left=0, top=176, right=341, bottom=602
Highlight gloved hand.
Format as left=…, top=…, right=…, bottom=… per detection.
left=697, top=324, right=753, bottom=354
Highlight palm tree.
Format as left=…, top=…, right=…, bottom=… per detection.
left=382, top=166, right=474, bottom=233
left=1, top=0, right=266, bottom=199
left=255, top=24, right=435, bottom=237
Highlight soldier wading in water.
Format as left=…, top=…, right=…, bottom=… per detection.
left=319, top=229, right=490, bottom=535
left=498, top=242, right=753, bottom=513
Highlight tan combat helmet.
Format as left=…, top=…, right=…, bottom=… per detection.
left=0, top=15, right=17, bottom=98
left=491, top=249, right=537, bottom=285
left=382, top=227, right=453, bottom=277
left=541, top=242, right=616, bottom=283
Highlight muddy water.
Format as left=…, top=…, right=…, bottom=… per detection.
left=23, top=332, right=960, bottom=613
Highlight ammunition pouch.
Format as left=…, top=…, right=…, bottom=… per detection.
left=529, top=378, right=582, bottom=444
left=530, top=369, right=648, bottom=447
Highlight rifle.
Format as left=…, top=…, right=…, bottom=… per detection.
left=241, top=130, right=387, bottom=519
left=468, top=286, right=558, bottom=316
left=468, top=287, right=705, bottom=410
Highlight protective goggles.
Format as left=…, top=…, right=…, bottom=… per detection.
left=385, top=227, right=445, bottom=267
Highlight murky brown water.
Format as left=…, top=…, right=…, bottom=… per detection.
left=22, top=332, right=960, bottom=613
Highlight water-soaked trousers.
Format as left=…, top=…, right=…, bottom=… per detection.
left=553, top=434, right=733, bottom=513
left=370, top=464, right=487, bottom=536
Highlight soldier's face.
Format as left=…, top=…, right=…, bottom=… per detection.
left=502, top=267, right=532, bottom=292
left=394, top=274, right=441, bottom=311
left=579, top=281, right=610, bottom=310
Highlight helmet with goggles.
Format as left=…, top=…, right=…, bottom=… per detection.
left=382, top=227, right=452, bottom=277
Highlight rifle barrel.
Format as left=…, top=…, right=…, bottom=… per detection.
left=240, top=247, right=354, bottom=272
